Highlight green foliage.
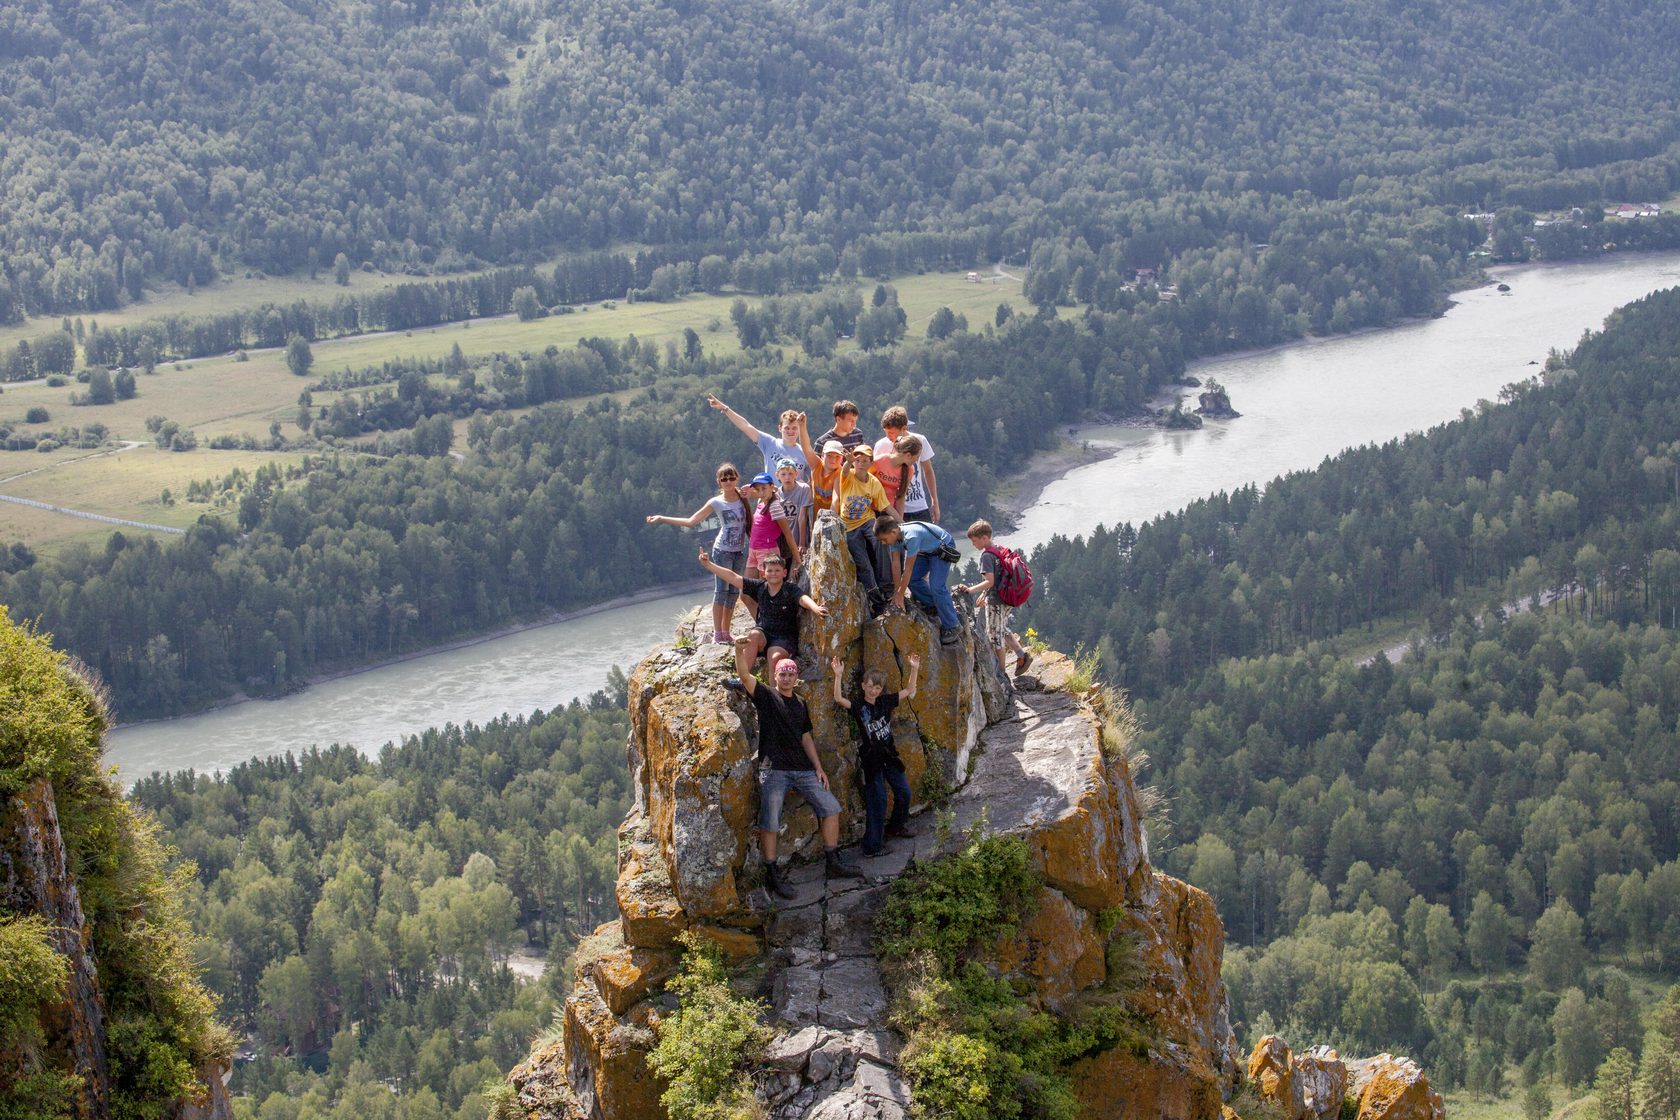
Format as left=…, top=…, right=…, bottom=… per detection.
left=645, top=932, right=770, bottom=1120
left=0, top=914, right=68, bottom=1052
left=129, top=702, right=632, bottom=1116
left=875, top=833, right=1037, bottom=972
left=0, top=609, right=224, bottom=1118
left=1225, top=1082, right=1291, bottom=1120
left=878, top=832, right=1146, bottom=1120
left=0, top=606, right=107, bottom=799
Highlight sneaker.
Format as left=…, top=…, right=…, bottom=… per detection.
left=723, top=677, right=745, bottom=693
left=885, top=823, right=914, bottom=839
left=1015, top=650, right=1034, bottom=675
left=764, top=863, right=798, bottom=900
left=825, top=850, right=864, bottom=879
left=715, top=630, right=733, bottom=644
left=939, top=626, right=960, bottom=646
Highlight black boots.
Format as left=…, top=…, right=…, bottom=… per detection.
left=825, top=848, right=863, bottom=879
left=764, top=862, right=797, bottom=899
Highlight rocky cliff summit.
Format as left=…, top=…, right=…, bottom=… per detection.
left=502, top=514, right=1440, bottom=1120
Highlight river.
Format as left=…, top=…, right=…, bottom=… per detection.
left=105, top=251, right=1680, bottom=781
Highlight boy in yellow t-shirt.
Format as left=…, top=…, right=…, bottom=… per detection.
left=833, top=446, right=893, bottom=614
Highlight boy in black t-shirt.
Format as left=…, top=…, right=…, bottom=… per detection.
left=831, top=652, right=920, bottom=856
left=734, top=642, right=861, bottom=896
left=699, top=549, right=827, bottom=671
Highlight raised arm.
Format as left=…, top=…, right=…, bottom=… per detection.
left=734, top=635, right=759, bottom=695
left=794, top=412, right=818, bottom=464
left=829, top=656, right=851, bottom=709
left=707, top=394, right=761, bottom=441
left=649, top=501, right=717, bottom=530
left=698, top=547, right=746, bottom=590
left=901, top=653, right=921, bottom=701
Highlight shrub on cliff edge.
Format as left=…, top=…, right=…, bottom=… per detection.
left=0, top=607, right=230, bottom=1119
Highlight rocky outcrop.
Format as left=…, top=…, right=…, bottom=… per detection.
left=505, top=512, right=1436, bottom=1120
left=2, top=778, right=110, bottom=1119
left=1246, top=1036, right=1441, bottom=1120
left=1195, top=380, right=1241, bottom=419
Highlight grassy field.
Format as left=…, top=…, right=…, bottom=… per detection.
left=0, top=446, right=323, bottom=553
left=0, top=269, right=1030, bottom=549
left=1442, top=1085, right=1591, bottom=1120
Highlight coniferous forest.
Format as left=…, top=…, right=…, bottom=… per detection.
left=4, top=0, right=1680, bottom=1117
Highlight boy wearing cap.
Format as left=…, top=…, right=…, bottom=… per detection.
left=731, top=642, right=862, bottom=894
left=834, top=445, right=894, bottom=614
left=707, top=394, right=811, bottom=483
left=775, top=458, right=814, bottom=559
left=698, top=548, right=827, bottom=671
left=795, top=415, right=847, bottom=511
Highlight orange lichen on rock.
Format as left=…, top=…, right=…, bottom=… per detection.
left=1069, top=1042, right=1224, bottom=1120
left=1248, top=1034, right=1296, bottom=1115
left=1348, top=1054, right=1444, bottom=1120
left=990, top=886, right=1107, bottom=1012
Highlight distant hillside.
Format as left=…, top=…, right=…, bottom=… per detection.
left=3, top=0, right=1678, bottom=319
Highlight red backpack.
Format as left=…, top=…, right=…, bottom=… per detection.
left=984, top=546, right=1033, bottom=607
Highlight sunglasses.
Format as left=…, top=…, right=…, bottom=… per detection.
left=717, top=473, right=739, bottom=481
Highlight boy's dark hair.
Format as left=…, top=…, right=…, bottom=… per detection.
left=863, top=669, right=888, bottom=689
left=874, top=513, right=901, bottom=536
left=966, top=519, right=993, bottom=539
left=833, top=399, right=859, bottom=418
left=881, top=405, right=909, bottom=430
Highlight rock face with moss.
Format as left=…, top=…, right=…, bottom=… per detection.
left=502, top=517, right=1436, bottom=1120
left=0, top=608, right=232, bottom=1120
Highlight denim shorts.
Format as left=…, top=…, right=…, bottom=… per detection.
left=758, top=767, right=842, bottom=831
left=710, top=546, right=746, bottom=607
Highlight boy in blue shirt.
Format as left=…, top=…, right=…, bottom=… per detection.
left=874, top=514, right=960, bottom=645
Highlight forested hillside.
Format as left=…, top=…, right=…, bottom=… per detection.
left=129, top=699, right=631, bottom=1120
left=1021, top=283, right=1680, bottom=1102
left=4, top=0, right=1679, bottom=320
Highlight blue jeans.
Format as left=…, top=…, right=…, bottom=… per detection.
left=846, top=522, right=890, bottom=593
left=862, top=764, right=912, bottom=853
left=710, top=546, right=745, bottom=607
left=909, top=552, right=957, bottom=628
left=758, top=767, right=842, bottom=832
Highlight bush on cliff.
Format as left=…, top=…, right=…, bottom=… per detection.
left=877, top=831, right=1149, bottom=1120
left=646, top=931, right=772, bottom=1120
left=0, top=608, right=229, bottom=1119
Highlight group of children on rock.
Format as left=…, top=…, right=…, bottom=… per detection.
left=646, top=396, right=1032, bottom=893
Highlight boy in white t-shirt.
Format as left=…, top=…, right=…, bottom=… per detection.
left=874, top=405, right=938, bottom=523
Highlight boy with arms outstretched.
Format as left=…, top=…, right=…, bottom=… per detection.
left=731, top=643, right=862, bottom=897
left=831, top=653, right=919, bottom=856
left=707, top=394, right=810, bottom=483
left=698, top=549, right=827, bottom=672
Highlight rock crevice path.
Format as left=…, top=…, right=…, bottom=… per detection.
left=751, top=685, right=1092, bottom=1119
